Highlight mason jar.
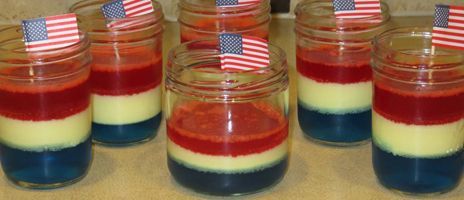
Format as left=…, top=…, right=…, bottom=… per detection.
left=178, top=0, right=270, bottom=43
left=166, top=38, right=289, bottom=195
left=372, top=27, right=464, bottom=195
left=294, top=0, right=390, bottom=146
left=0, top=26, right=92, bottom=189
left=71, top=0, right=164, bottom=145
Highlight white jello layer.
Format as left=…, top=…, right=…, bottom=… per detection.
left=297, top=73, right=371, bottom=113
left=373, top=111, right=464, bottom=158
left=92, top=86, right=161, bottom=125
left=168, top=139, right=288, bottom=173
left=0, top=107, right=91, bottom=152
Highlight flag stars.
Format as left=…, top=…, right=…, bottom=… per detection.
left=433, top=5, right=450, bottom=28
left=22, top=19, right=48, bottom=42
left=333, top=0, right=356, bottom=11
left=102, top=0, right=126, bottom=19
left=220, top=34, right=243, bottom=55
left=216, top=0, right=239, bottom=6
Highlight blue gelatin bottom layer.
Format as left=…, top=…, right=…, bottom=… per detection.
left=298, top=103, right=371, bottom=143
left=92, top=113, right=162, bottom=145
left=0, top=137, right=92, bottom=186
left=372, top=143, right=464, bottom=194
left=168, top=156, right=288, bottom=196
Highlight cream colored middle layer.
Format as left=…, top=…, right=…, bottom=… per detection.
left=297, top=73, right=372, bottom=113
left=168, top=139, right=288, bottom=173
left=373, top=111, right=464, bottom=158
left=92, top=86, right=162, bottom=125
left=0, top=107, right=91, bottom=151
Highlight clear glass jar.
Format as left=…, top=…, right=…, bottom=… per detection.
left=0, top=27, right=92, bottom=189
left=178, top=0, right=271, bottom=43
left=372, top=27, right=464, bottom=195
left=166, top=38, right=289, bottom=196
left=71, top=0, right=164, bottom=146
left=294, top=0, right=390, bottom=146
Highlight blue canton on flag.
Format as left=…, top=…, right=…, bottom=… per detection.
left=216, top=0, right=239, bottom=6
left=333, top=0, right=355, bottom=11
left=101, top=0, right=126, bottom=19
left=23, top=19, right=48, bottom=42
left=216, top=0, right=261, bottom=7
left=433, top=5, right=450, bottom=28
left=219, top=33, right=270, bottom=71
left=220, top=34, right=243, bottom=55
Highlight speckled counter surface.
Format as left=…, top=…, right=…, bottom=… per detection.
left=1, top=17, right=463, bottom=200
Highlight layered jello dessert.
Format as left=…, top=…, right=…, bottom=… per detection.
left=71, top=0, right=165, bottom=145
left=0, top=60, right=92, bottom=188
left=371, top=27, right=464, bottom=195
left=372, top=81, right=464, bottom=194
left=167, top=102, right=288, bottom=195
left=90, top=47, right=163, bottom=144
left=297, top=47, right=372, bottom=144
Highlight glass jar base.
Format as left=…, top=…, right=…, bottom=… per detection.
left=303, top=134, right=371, bottom=147
left=6, top=172, right=87, bottom=190
left=93, top=133, right=156, bottom=147
left=377, top=179, right=459, bottom=197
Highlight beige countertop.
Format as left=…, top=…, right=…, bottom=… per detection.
left=1, top=17, right=463, bottom=200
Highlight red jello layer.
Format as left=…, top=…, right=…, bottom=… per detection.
left=296, top=47, right=372, bottom=83
left=167, top=102, right=288, bottom=156
left=90, top=58, right=162, bottom=96
left=0, top=72, right=90, bottom=121
left=374, top=82, right=464, bottom=125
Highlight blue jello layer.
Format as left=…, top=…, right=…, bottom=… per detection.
left=0, top=137, right=92, bottom=187
left=298, top=103, right=371, bottom=144
left=168, top=156, right=288, bottom=196
left=373, top=143, right=464, bottom=194
left=92, top=113, right=161, bottom=145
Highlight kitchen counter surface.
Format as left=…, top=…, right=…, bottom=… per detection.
left=1, top=17, right=463, bottom=200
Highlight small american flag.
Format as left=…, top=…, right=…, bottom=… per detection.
left=432, top=5, right=464, bottom=50
left=219, top=34, right=270, bottom=71
left=216, top=0, right=261, bottom=7
left=101, top=0, right=154, bottom=28
left=332, top=0, right=381, bottom=19
left=22, top=13, right=79, bottom=51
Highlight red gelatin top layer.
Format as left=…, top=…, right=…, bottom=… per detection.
left=167, top=102, right=288, bottom=156
left=296, top=46, right=372, bottom=83
left=374, top=82, right=464, bottom=125
left=0, top=67, right=90, bottom=121
left=90, top=49, right=162, bottom=96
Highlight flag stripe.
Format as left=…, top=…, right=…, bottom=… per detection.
left=103, top=0, right=155, bottom=29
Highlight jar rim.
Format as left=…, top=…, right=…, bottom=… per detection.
left=0, top=26, right=91, bottom=81
left=167, top=37, right=288, bottom=101
left=374, top=26, right=464, bottom=59
left=295, top=0, right=390, bottom=31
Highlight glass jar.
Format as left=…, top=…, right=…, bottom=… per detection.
left=178, top=0, right=271, bottom=43
left=294, top=0, right=390, bottom=146
left=70, top=0, right=164, bottom=145
left=372, top=27, right=464, bottom=195
left=166, top=38, right=289, bottom=196
left=0, top=27, right=92, bottom=189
